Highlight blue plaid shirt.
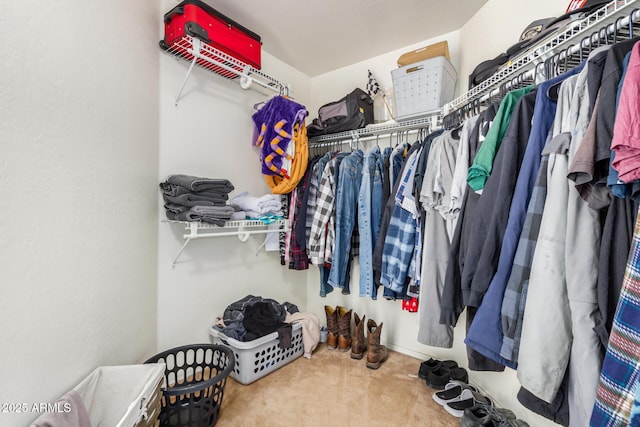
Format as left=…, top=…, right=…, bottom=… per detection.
left=381, top=150, right=420, bottom=293
left=591, top=207, right=640, bottom=426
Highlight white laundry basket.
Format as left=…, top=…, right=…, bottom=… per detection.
left=73, top=364, right=165, bottom=427
left=209, top=322, right=303, bottom=385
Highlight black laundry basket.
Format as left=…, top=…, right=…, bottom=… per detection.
left=145, top=344, right=234, bottom=427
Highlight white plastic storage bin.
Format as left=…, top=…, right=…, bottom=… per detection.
left=209, top=322, right=304, bottom=385
left=392, top=56, right=457, bottom=120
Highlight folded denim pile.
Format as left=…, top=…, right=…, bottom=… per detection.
left=229, top=191, right=283, bottom=221
left=159, top=174, right=236, bottom=226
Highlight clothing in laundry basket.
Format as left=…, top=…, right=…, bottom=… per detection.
left=221, top=295, right=299, bottom=342
left=242, top=301, right=292, bottom=347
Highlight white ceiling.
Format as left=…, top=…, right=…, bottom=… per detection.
left=200, top=0, right=489, bottom=76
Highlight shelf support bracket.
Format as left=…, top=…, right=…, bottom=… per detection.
left=175, top=38, right=202, bottom=106
left=171, top=222, right=200, bottom=269
left=239, top=65, right=253, bottom=90
left=171, top=238, right=192, bottom=269
left=237, top=223, right=250, bottom=242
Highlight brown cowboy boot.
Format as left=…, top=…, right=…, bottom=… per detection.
left=366, top=319, right=388, bottom=369
left=336, top=306, right=352, bottom=352
left=324, top=305, right=338, bottom=350
left=350, top=313, right=367, bottom=360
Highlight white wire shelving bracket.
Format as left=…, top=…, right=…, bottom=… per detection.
left=442, top=0, right=640, bottom=115
left=165, top=219, right=289, bottom=268
left=162, top=35, right=290, bottom=105
left=307, top=114, right=441, bottom=148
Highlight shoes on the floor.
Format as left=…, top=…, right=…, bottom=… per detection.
left=427, top=366, right=468, bottom=390
left=365, top=319, right=388, bottom=369
left=350, top=312, right=367, bottom=359
left=432, top=381, right=478, bottom=406
left=336, top=306, right=352, bottom=352
left=460, top=403, right=530, bottom=426
left=418, top=358, right=458, bottom=379
left=324, top=305, right=339, bottom=350
left=443, top=389, right=492, bottom=418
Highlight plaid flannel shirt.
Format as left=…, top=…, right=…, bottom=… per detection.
left=309, top=156, right=340, bottom=265
left=380, top=150, right=420, bottom=293
left=591, top=207, right=640, bottom=426
left=288, top=163, right=313, bottom=270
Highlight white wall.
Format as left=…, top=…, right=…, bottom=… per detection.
left=156, top=0, right=313, bottom=350
left=0, top=1, right=160, bottom=426
left=306, top=1, right=569, bottom=426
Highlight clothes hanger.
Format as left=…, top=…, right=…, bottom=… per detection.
left=253, top=87, right=284, bottom=111
left=350, top=131, right=360, bottom=152
left=546, top=47, right=571, bottom=101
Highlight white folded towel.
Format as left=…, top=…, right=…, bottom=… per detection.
left=230, top=192, right=282, bottom=214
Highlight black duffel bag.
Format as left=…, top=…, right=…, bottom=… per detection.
left=307, top=88, right=374, bottom=137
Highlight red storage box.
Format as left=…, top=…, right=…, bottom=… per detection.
left=162, top=0, right=262, bottom=70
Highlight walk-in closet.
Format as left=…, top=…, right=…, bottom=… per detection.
left=4, top=0, right=640, bottom=426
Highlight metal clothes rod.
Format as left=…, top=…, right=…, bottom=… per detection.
left=442, top=0, right=640, bottom=116
left=307, top=115, right=439, bottom=151
left=443, top=4, right=640, bottom=128
left=309, top=128, right=424, bottom=147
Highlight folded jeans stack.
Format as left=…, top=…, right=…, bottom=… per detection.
left=159, top=174, right=236, bottom=226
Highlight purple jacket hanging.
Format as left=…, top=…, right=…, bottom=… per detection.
left=252, top=95, right=307, bottom=177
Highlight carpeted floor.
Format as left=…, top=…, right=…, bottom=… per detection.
left=218, top=343, right=459, bottom=427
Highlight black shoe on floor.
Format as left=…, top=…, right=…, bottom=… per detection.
left=449, top=366, right=468, bottom=383
left=418, top=358, right=440, bottom=379
left=444, top=389, right=492, bottom=417
left=460, top=403, right=530, bottom=427
left=418, top=358, right=458, bottom=380
left=426, top=366, right=468, bottom=390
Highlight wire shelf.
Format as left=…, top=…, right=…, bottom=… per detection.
left=164, top=218, right=288, bottom=234
left=442, top=0, right=639, bottom=115
left=162, top=35, right=289, bottom=104
left=164, top=219, right=289, bottom=268
left=308, top=114, right=441, bottom=145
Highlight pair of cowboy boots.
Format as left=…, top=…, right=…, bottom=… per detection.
left=324, top=306, right=388, bottom=369
left=324, top=305, right=352, bottom=352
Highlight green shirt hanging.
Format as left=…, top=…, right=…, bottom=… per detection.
left=467, top=85, right=536, bottom=192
